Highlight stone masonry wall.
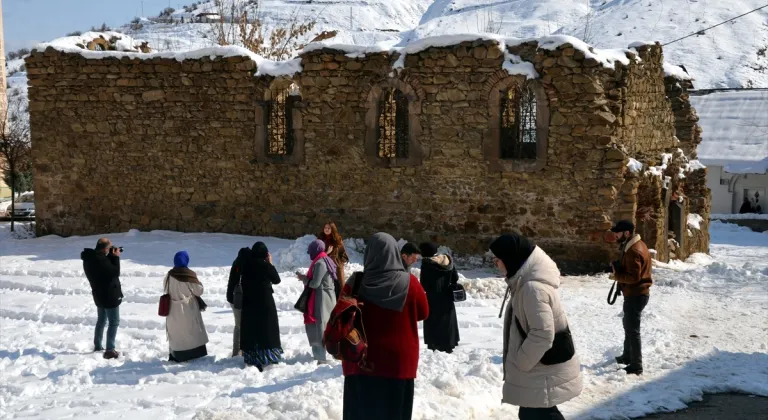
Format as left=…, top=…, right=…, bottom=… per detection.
left=25, top=38, right=709, bottom=271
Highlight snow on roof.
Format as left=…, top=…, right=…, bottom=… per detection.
left=664, top=62, right=693, bottom=81
left=32, top=32, right=301, bottom=77
left=303, top=33, right=638, bottom=71
left=689, top=90, right=768, bottom=172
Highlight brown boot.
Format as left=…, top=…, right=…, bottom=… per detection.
left=103, top=349, right=120, bottom=360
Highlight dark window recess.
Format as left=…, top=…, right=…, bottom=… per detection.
left=377, top=88, right=409, bottom=158
left=265, top=89, right=299, bottom=156
left=500, top=84, right=537, bottom=160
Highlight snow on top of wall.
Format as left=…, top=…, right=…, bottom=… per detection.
left=304, top=33, right=637, bottom=72
left=711, top=213, right=768, bottom=220
left=663, top=62, right=693, bottom=81
left=503, top=53, right=539, bottom=79
left=689, top=90, right=768, bottom=168
left=33, top=32, right=302, bottom=77
left=685, top=160, right=707, bottom=172
left=627, top=158, right=644, bottom=174
left=35, top=31, right=146, bottom=53
left=687, top=213, right=704, bottom=230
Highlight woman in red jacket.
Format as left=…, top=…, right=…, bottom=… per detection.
left=342, top=232, right=429, bottom=420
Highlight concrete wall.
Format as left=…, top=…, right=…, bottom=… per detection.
left=707, top=165, right=768, bottom=214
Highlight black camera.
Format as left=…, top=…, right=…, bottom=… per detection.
left=110, top=246, right=124, bottom=253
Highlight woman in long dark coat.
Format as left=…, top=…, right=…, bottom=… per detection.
left=239, top=242, right=283, bottom=371
left=419, top=242, right=460, bottom=353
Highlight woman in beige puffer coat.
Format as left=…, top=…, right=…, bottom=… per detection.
left=490, top=234, right=582, bottom=420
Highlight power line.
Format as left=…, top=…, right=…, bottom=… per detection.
left=662, top=3, right=768, bottom=46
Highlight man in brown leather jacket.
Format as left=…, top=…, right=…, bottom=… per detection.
left=610, top=220, right=652, bottom=375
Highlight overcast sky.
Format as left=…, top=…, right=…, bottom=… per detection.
left=3, top=0, right=189, bottom=52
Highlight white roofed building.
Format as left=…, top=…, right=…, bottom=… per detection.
left=690, top=89, right=768, bottom=214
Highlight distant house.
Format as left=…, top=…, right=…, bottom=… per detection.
left=690, top=90, right=768, bottom=214
left=195, top=13, right=221, bottom=23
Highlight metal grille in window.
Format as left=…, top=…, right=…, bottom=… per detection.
left=377, top=89, right=409, bottom=158
left=266, top=88, right=297, bottom=156
left=500, top=84, right=537, bottom=160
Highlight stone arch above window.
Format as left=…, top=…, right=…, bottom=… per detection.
left=485, top=75, right=549, bottom=172
left=365, top=78, right=425, bottom=168
left=253, top=79, right=305, bottom=164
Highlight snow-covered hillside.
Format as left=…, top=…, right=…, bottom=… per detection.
left=119, top=0, right=768, bottom=88
left=9, top=0, right=765, bottom=88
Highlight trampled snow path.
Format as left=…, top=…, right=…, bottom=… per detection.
left=1, top=222, right=767, bottom=419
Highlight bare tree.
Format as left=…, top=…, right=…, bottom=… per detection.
left=0, top=93, right=32, bottom=232
left=208, top=0, right=317, bottom=61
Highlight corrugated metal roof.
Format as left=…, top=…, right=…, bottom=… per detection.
left=689, top=90, right=768, bottom=166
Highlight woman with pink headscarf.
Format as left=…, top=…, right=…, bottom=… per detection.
left=297, top=239, right=338, bottom=364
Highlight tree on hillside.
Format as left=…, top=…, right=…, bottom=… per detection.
left=207, top=0, right=317, bottom=61
left=0, top=94, right=32, bottom=232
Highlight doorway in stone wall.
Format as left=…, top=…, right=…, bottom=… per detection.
left=668, top=201, right=684, bottom=260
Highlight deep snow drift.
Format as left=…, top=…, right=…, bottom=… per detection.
left=0, top=221, right=767, bottom=419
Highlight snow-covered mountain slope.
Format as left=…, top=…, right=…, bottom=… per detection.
left=122, top=0, right=768, bottom=88
left=6, top=0, right=768, bottom=88
left=557, top=0, right=768, bottom=89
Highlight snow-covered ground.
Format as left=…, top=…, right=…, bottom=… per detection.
left=0, top=221, right=766, bottom=419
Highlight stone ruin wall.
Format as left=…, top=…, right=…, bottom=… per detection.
left=25, top=39, right=709, bottom=271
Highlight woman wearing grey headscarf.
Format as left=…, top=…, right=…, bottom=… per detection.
left=342, top=233, right=429, bottom=420
left=298, top=239, right=338, bottom=364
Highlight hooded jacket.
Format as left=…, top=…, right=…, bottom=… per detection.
left=81, top=248, right=123, bottom=308
left=502, top=246, right=583, bottom=408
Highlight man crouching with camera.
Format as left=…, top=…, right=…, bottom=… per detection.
left=81, top=238, right=123, bottom=359
left=609, top=220, right=652, bottom=376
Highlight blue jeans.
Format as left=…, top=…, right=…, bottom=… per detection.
left=95, top=306, right=120, bottom=350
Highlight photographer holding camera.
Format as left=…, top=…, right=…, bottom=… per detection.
left=609, top=220, right=653, bottom=375
left=81, top=238, right=123, bottom=360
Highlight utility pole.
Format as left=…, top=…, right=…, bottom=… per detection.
left=141, top=0, right=144, bottom=17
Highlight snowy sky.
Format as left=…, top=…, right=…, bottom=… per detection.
left=3, top=0, right=188, bottom=51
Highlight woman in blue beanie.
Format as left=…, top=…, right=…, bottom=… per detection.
left=165, top=250, right=209, bottom=362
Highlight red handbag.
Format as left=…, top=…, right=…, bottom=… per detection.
left=158, top=274, right=170, bottom=317
left=158, top=294, right=170, bottom=317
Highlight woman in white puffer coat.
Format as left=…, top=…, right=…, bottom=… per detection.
left=490, top=234, right=582, bottom=420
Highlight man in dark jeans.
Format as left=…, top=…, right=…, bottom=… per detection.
left=81, top=238, right=123, bottom=359
left=610, top=220, right=653, bottom=375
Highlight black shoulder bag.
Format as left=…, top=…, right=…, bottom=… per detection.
left=514, top=316, right=575, bottom=366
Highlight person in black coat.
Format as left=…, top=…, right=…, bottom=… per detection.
left=739, top=197, right=752, bottom=214
left=237, top=242, right=283, bottom=371
left=227, top=247, right=249, bottom=357
left=81, top=237, right=123, bottom=360
left=419, top=242, right=460, bottom=353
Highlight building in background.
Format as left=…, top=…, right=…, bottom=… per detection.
left=690, top=90, right=768, bottom=214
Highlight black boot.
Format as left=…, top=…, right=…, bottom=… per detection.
left=624, top=365, right=643, bottom=375
left=615, top=355, right=629, bottom=365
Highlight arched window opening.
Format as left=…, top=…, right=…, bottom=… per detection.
left=377, top=88, right=409, bottom=159
left=500, top=84, right=538, bottom=160
left=266, top=84, right=300, bottom=156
